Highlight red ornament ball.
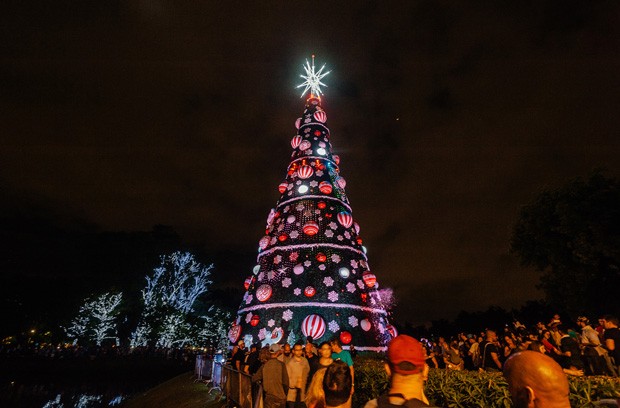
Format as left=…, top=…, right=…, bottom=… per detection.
left=298, top=165, right=313, bottom=179
left=340, top=331, right=352, bottom=345
left=279, top=182, right=288, bottom=194
left=362, top=271, right=377, bottom=287
left=291, top=135, right=302, bottom=148
left=317, top=201, right=327, bottom=209
left=304, top=286, right=316, bottom=297
left=316, top=253, right=327, bottom=262
left=319, top=181, right=332, bottom=194
left=278, top=234, right=288, bottom=242
left=256, top=284, right=273, bottom=302
left=250, top=315, right=260, bottom=327
left=303, top=222, right=319, bottom=236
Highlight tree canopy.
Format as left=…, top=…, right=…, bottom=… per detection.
left=511, top=172, right=620, bottom=317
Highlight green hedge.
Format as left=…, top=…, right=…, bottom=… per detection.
left=353, top=358, right=620, bottom=408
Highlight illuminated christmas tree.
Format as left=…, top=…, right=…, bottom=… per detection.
left=229, top=57, right=395, bottom=351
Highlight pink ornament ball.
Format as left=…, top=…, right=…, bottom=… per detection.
left=336, top=176, right=346, bottom=189
left=360, top=319, right=372, bottom=332
left=291, top=135, right=302, bottom=148
left=333, top=155, right=340, bottom=165
left=295, top=118, right=302, bottom=129
left=256, top=284, right=273, bottom=302
left=259, top=236, right=270, bottom=250
left=299, top=140, right=311, bottom=151
left=337, top=212, right=353, bottom=228
left=297, top=165, right=313, bottom=179
left=314, top=110, right=327, bottom=123
left=228, top=324, right=242, bottom=343
left=301, top=314, right=326, bottom=339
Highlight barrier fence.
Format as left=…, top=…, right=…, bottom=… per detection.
left=196, top=355, right=259, bottom=408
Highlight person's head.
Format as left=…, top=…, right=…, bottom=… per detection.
left=603, top=315, right=619, bottom=329
left=576, top=316, right=589, bottom=328
left=283, top=343, right=291, bottom=356
left=305, top=367, right=326, bottom=408
left=305, top=339, right=315, bottom=356
left=318, top=341, right=332, bottom=358
left=292, top=341, right=304, bottom=359
left=386, top=335, right=427, bottom=377
left=269, top=343, right=281, bottom=358
left=250, top=344, right=258, bottom=352
left=504, top=351, right=570, bottom=408
left=329, top=337, right=343, bottom=352
left=237, top=340, right=245, bottom=350
left=323, top=360, right=352, bottom=407
left=486, top=330, right=497, bottom=342
left=527, top=341, right=545, bottom=354
left=259, top=346, right=270, bottom=363
left=505, top=336, right=515, bottom=346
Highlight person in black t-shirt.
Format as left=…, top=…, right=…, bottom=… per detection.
left=480, top=330, right=502, bottom=372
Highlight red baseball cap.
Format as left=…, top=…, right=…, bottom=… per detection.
left=387, top=335, right=426, bottom=374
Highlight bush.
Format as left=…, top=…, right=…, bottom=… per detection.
left=353, top=357, right=620, bottom=408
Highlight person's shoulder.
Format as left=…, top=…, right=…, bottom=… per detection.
left=363, top=399, right=378, bottom=408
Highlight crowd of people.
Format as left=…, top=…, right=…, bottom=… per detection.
left=422, top=314, right=619, bottom=378
left=225, top=313, right=620, bottom=408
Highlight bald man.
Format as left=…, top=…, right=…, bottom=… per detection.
left=503, top=351, right=570, bottom=408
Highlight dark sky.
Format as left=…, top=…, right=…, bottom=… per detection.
left=2, top=1, right=620, bottom=325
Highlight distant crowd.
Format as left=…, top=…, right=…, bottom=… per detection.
left=224, top=313, right=620, bottom=408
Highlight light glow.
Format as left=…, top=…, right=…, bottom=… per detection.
left=298, top=185, right=309, bottom=193
left=296, top=55, right=330, bottom=98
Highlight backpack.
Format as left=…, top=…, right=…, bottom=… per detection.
left=377, top=393, right=437, bottom=408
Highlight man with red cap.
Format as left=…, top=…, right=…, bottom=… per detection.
left=364, top=335, right=439, bottom=408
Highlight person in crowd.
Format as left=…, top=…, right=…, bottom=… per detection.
left=603, top=315, right=620, bottom=377
left=443, top=340, right=463, bottom=370
left=504, top=350, right=570, bottom=408
left=286, top=341, right=310, bottom=408
left=308, top=341, right=333, bottom=388
left=305, top=336, right=317, bottom=360
left=503, top=335, right=519, bottom=359
left=279, top=343, right=293, bottom=365
left=577, top=316, right=610, bottom=375
left=232, top=339, right=247, bottom=372
left=245, top=343, right=261, bottom=375
left=364, top=335, right=439, bottom=408
left=480, top=330, right=502, bottom=372
left=540, top=330, right=560, bottom=356
left=305, top=367, right=327, bottom=408
left=467, top=336, right=480, bottom=370
left=227, top=344, right=239, bottom=366
left=556, top=325, right=585, bottom=373
left=253, top=344, right=290, bottom=408
left=323, top=360, right=353, bottom=408
left=349, top=344, right=357, bottom=359
left=329, top=337, right=354, bottom=385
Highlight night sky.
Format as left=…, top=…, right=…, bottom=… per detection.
left=2, top=1, right=620, bottom=327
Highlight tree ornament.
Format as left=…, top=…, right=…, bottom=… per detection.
left=253, top=265, right=260, bottom=275
left=337, top=212, right=353, bottom=228
left=244, top=277, right=254, bottom=290
left=287, top=215, right=296, bottom=223
left=356, top=237, right=363, bottom=245
left=333, top=155, right=340, bottom=165
left=304, top=286, right=316, bottom=297
left=291, top=135, right=302, bottom=148
left=299, top=140, right=311, bottom=151
left=278, top=234, right=288, bottom=242
left=314, top=111, right=327, bottom=123
left=314, top=130, right=322, bottom=136
left=298, top=165, right=313, bottom=179
left=303, top=221, right=319, bottom=236
left=362, top=271, right=377, bottom=287
left=339, top=267, right=350, bottom=278
left=256, top=284, right=273, bottom=302
left=387, top=325, right=398, bottom=338
left=293, top=264, right=304, bottom=275
left=316, top=253, right=327, bottom=262
left=336, top=176, right=346, bottom=189
left=360, top=293, right=367, bottom=302
left=279, top=182, right=288, bottom=194
left=340, top=331, right=352, bottom=345
left=319, top=181, right=332, bottom=194
left=301, top=314, right=326, bottom=340
left=250, top=315, right=260, bottom=327
left=360, top=319, right=372, bottom=332
left=317, top=201, right=327, bottom=209
left=259, top=236, right=270, bottom=250
left=353, top=222, right=360, bottom=235
left=295, top=118, right=302, bottom=129
left=296, top=55, right=330, bottom=98
left=228, top=324, right=242, bottom=343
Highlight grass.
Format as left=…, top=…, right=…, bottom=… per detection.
left=123, top=372, right=225, bottom=408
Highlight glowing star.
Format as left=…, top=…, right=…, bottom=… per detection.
left=296, top=55, right=331, bottom=98
left=282, top=309, right=294, bottom=321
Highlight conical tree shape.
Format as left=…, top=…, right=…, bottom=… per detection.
left=229, top=95, right=394, bottom=351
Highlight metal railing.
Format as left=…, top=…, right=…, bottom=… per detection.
left=221, top=364, right=255, bottom=408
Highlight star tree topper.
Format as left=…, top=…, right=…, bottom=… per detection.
left=296, top=55, right=330, bottom=98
